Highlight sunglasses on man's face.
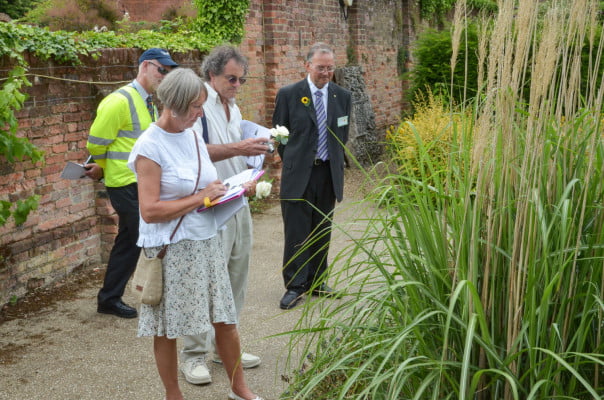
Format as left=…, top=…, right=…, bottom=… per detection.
left=225, top=75, right=247, bottom=85
left=147, top=61, right=169, bottom=75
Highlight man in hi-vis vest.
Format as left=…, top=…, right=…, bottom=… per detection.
left=86, top=48, right=178, bottom=318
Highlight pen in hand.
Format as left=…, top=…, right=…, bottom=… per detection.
left=83, top=155, right=94, bottom=170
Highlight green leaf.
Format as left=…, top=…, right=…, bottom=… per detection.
left=0, top=200, right=11, bottom=225
left=13, top=195, right=40, bottom=226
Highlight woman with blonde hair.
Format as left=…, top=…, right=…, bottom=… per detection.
left=127, top=67, right=262, bottom=400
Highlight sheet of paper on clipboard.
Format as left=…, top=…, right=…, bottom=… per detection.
left=197, top=168, right=265, bottom=228
left=241, top=120, right=271, bottom=170
left=197, top=168, right=265, bottom=212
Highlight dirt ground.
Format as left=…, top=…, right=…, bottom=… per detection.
left=0, top=167, right=373, bottom=400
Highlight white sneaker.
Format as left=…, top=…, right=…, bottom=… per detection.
left=213, top=352, right=261, bottom=369
left=180, top=357, right=211, bottom=385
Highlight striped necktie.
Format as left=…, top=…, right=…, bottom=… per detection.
left=146, top=95, right=155, bottom=122
left=314, top=90, right=328, bottom=161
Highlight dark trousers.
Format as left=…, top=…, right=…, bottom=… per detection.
left=97, top=183, right=141, bottom=306
left=281, top=162, right=335, bottom=292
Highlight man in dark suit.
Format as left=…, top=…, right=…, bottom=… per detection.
left=272, top=42, right=352, bottom=310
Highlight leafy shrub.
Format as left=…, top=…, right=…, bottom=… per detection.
left=409, top=9, right=603, bottom=111
left=418, top=0, right=497, bottom=20
left=407, top=22, right=481, bottom=106
left=0, top=0, right=41, bottom=19
left=468, top=0, right=498, bottom=13
left=386, top=91, right=469, bottom=194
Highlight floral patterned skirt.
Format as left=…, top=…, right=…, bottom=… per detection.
left=137, top=236, right=237, bottom=339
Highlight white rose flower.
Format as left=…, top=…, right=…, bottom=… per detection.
left=270, top=125, right=290, bottom=145
left=255, top=181, right=272, bottom=199
left=275, top=125, right=289, bottom=137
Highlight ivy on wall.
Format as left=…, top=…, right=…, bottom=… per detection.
left=0, top=23, right=44, bottom=226
left=0, top=0, right=250, bottom=227
left=419, top=0, right=455, bottom=19
left=191, top=0, right=250, bottom=44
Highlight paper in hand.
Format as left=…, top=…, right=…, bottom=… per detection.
left=241, top=120, right=271, bottom=170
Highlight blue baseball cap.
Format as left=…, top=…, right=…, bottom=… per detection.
left=138, top=48, right=179, bottom=67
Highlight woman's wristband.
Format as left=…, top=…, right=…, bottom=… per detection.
left=204, top=197, right=212, bottom=208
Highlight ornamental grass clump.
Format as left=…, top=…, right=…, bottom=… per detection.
left=281, top=0, right=604, bottom=399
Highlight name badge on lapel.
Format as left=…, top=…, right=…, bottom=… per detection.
left=337, top=116, right=349, bottom=127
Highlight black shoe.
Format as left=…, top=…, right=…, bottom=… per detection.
left=280, top=290, right=303, bottom=310
left=97, top=300, right=138, bottom=318
left=311, top=284, right=341, bottom=298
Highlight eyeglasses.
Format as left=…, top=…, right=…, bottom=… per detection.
left=147, top=61, right=169, bottom=76
left=313, top=65, right=336, bottom=73
left=225, top=75, right=247, bottom=85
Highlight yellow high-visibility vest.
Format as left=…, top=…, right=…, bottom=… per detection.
left=86, top=85, right=155, bottom=187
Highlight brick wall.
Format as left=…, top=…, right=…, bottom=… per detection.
left=258, top=0, right=408, bottom=130
left=119, top=0, right=409, bottom=128
left=0, top=49, right=206, bottom=301
left=0, top=0, right=414, bottom=304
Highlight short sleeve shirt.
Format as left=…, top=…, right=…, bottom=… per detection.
left=128, top=124, right=220, bottom=247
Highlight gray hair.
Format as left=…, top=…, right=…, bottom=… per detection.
left=200, top=45, right=248, bottom=81
left=156, top=68, right=206, bottom=116
left=306, top=42, right=334, bottom=62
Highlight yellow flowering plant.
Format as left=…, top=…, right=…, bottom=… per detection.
left=301, top=96, right=310, bottom=107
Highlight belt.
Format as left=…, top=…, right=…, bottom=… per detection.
left=313, top=159, right=329, bottom=166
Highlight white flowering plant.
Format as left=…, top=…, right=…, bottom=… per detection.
left=270, top=125, right=290, bottom=145
left=255, top=180, right=272, bottom=200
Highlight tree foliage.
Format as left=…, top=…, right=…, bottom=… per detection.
left=407, top=23, right=480, bottom=106
left=0, top=0, right=41, bottom=19
left=419, top=0, right=497, bottom=20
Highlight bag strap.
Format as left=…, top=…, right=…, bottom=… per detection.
left=157, top=130, right=202, bottom=259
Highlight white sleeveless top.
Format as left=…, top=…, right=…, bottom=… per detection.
left=127, top=124, right=220, bottom=247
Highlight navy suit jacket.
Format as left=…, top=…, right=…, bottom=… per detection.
left=272, top=78, right=352, bottom=202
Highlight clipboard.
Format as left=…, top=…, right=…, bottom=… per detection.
left=212, top=195, right=248, bottom=229
left=60, top=156, right=94, bottom=179
left=197, top=168, right=264, bottom=212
